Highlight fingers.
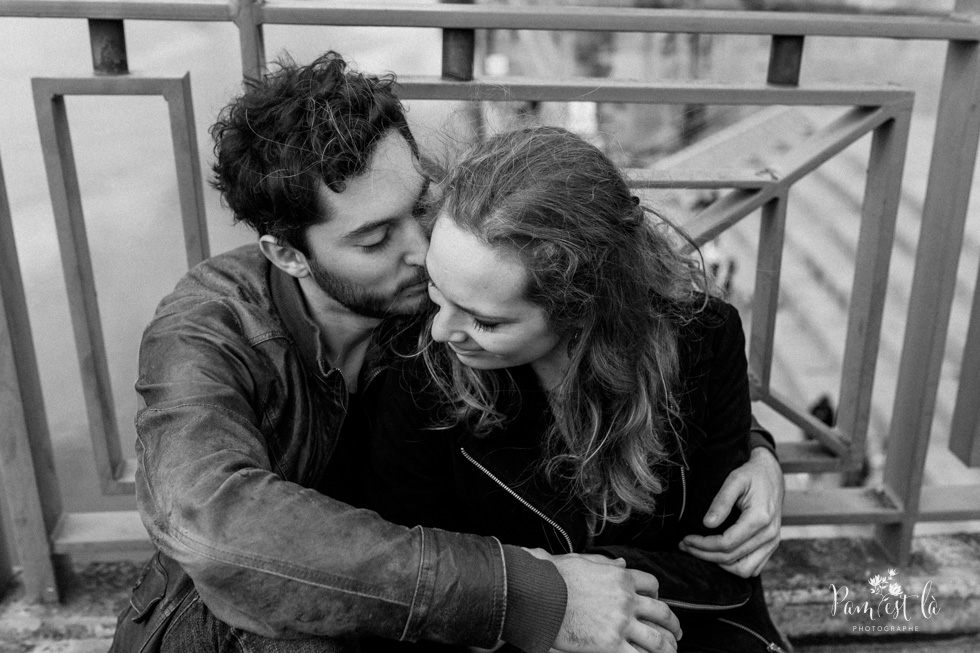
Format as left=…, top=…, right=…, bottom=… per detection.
left=700, top=470, right=747, bottom=528
left=624, top=600, right=681, bottom=653
left=682, top=513, right=777, bottom=562
left=681, top=521, right=758, bottom=557
left=718, top=538, right=779, bottom=578
left=635, top=596, right=681, bottom=641
left=627, top=568, right=660, bottom=598
left=626, top=622, right=678, bottom=653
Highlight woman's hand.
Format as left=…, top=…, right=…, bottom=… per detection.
left=678, top=447, right=783, bottom=578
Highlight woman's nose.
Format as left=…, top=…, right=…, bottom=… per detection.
left=430, top=307, right=467, bottom=344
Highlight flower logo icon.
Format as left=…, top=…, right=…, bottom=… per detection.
left=868, top=568, right=906, bottom=599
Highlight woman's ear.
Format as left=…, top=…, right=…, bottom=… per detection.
left=258, top=235, right=310, bottom=279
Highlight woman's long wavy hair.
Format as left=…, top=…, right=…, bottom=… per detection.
left=422, top=126, right=711, bottom=529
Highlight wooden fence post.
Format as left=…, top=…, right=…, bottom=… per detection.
left=876, top=0, right=980, bottom=563
left=0, top=152, right=64, bottom=603
left=233, top=0, right=265, bottom=80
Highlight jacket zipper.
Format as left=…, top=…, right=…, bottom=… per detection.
left=662, top=596, right=750, bottom=610
left=678, top=466, right=687, bottom=522
left=717, top=617, right=786, bottom=652
left=362, top=365, right=386, bottom=392
left=460, top=447, right=574, bottom=553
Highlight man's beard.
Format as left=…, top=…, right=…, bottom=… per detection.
left=308, top=258, right=428, bottom=319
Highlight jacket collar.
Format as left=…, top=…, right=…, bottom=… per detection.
left=269, top=265, right=396, bottom=386
left=271, top=265, right=325, bottom=373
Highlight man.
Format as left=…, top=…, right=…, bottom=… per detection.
left=110, top=52, right=783, bottom=653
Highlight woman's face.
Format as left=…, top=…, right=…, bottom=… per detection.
left=425, top=214, right=566, bottom=377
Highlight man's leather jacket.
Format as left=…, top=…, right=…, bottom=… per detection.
left=115, top=245, right=528, bottom=649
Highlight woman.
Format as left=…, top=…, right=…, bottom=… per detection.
left=366, top=127, right=791, bottom=653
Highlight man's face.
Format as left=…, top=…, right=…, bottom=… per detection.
left=302, top=131, right=431, bottom=319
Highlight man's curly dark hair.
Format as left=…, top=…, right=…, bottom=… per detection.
left=210, top=51, right=418, bottom=253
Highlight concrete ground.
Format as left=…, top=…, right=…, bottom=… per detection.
left=3, top=533, right=979, bottom=652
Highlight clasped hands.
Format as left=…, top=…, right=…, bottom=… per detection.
left=525, top=549, right=681, bottom=653
left=529, top=447, right=785, bottom=653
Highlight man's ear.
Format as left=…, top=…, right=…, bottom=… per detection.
left=259, top=235, right=310, bottom=279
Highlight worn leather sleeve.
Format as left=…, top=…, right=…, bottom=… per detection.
left=363, top=362, right=569, bottom=653
left=134, top=300, right=505, bottom=646
left=670, top=300, right=754, bottom=538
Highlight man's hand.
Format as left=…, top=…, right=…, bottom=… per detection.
left=679, top=447, right=783, bottom=578
left=525, top=549, right=681, bottom=653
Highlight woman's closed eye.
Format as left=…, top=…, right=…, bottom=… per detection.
left=429, top=282, right=500, bottom=333
left=473, top=319, right=500, bottom=333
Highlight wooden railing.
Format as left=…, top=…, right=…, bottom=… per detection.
left=1, top=0, right=980, bottom=602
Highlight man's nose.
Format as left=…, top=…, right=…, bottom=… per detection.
left=403, top=218, right=429, bottom=267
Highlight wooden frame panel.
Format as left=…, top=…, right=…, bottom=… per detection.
left=31, top=74, right=208, bottom=496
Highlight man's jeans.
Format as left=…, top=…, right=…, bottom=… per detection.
left=163, top=592, right=358, bottom=653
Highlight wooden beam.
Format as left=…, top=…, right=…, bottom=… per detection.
left=165, top=74, right=210, bottom=267
left=51, top=511, right=151, bottom=554
left=2, top=1, right=976, bottom=42
left=759, top=388, right=849, bottom=456
left=775, top=441, right=844, bottom=474
left=233, top=0, right=265, bottom=80
left=783, top=487, right=903, bottom=525
left=257, top=4, right=980, bottom=41
left=0, top=0, right=229, bottom=21
left=116, top=458, right=137, bottom=489
left=949, top=261, right=980, bottom=466
left=767, top=34, right=805, bottom=86
left=87, top=18, right=128, bottom=74
left=918, top=485, right=980, bottom=521
left=748, top=194, right=788, bottom=393
left=876, top=0, right=980, bottom=564
left=394, top=77, right=913, bottom=107
left=837, top=108, right=912, bottom=472
left=624, top=167, right=777, bottom=190
left=0, top=153, right=62, bottom=603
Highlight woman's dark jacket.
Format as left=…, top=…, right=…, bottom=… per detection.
left=365, top=298, right=790, bottom=653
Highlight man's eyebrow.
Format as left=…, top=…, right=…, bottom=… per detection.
left=428, top=278, right=510, bottom=322
left=343, top=179, right=431, bottom=241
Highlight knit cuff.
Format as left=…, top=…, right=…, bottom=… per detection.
left=749, top=414, right=777, bottom=458
left=500, top=545, right=567, bottom=653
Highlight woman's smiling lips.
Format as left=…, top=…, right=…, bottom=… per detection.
left=449, top=344, right=484, bottom=357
